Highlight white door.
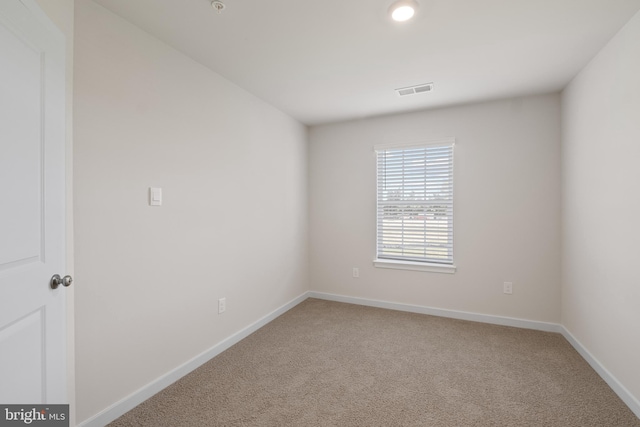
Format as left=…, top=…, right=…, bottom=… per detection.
left=0, top=0, right=67, bottom=404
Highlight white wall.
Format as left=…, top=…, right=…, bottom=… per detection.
left=561, top=9, right=640, bottom=406
left=68, top=0, right=639, bottom=420
left=32, top=0, right=75, bottom=424
left=309, top=94, right=561, bottom=323
left=73, top=0, right=308, bottom=423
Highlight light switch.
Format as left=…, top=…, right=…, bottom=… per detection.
left=149, top=187, right=162, bottom=206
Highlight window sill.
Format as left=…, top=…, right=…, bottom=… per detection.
left=373, top=259, right=457, bottom=274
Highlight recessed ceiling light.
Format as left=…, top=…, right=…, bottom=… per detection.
left=389, top=0, right=418, bottom=22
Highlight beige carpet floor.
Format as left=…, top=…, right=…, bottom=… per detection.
left=109, top=298, right=640, bottom=426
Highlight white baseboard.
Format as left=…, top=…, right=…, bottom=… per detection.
left=307, top=291, right=562, bottom=333
left=559, top=326, right=640, bottom=419
left=77, top=292, right=309, bottom=427
left=78, top=290, right=640, bottom=425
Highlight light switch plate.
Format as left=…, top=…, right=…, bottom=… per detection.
left=149, top=187, right=162, bottom=206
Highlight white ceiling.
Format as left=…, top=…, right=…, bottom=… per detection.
left=93, top=0, right=640, bottom=125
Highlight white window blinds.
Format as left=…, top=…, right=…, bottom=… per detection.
left=376, top=141, right=454, bottom=265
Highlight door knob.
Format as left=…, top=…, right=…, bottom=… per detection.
left=50, top=274, right=73, bottom=289
left=50, top=274, right=62, bottom=289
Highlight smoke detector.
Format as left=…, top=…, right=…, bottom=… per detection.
left=395, top=83, right=434, bottom=97
left=211, top=1, right=225, bottom=14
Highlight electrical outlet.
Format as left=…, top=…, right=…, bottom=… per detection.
left=218, top=297, right=226, bottom=314
left=352, top=268, right=359, bottom=278
left=503, top=282, right=513, bottom=295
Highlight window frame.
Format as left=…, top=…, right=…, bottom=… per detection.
left=373, top=138, right=456, bottom=274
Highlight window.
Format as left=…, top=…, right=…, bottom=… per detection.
left=374, top=139, right=455, bottom=273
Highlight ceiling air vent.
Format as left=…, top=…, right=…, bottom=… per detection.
left=395, top=83, right=434, bottom=97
